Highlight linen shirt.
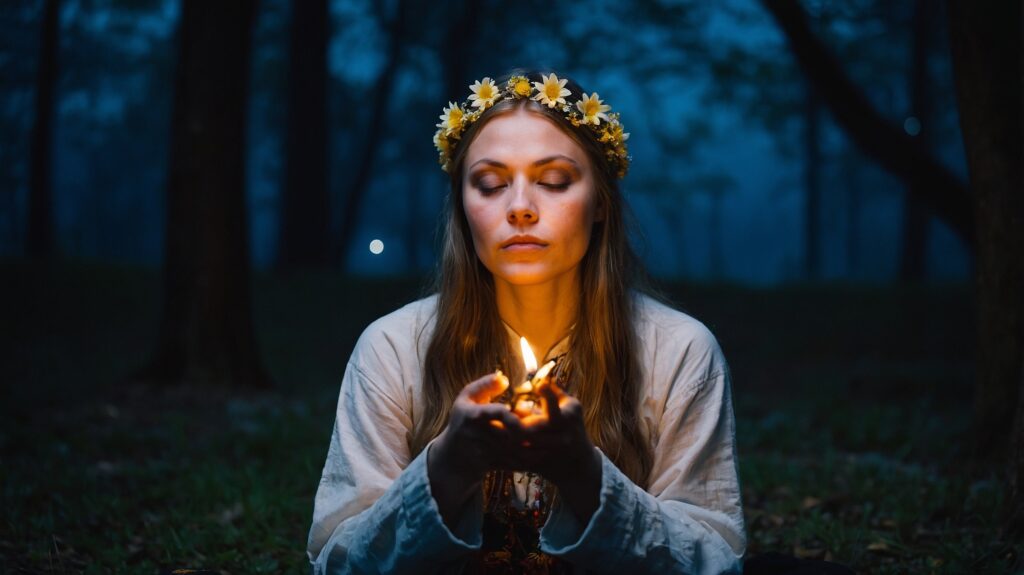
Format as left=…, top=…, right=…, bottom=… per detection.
left=307, top=294, right=745, bottom=574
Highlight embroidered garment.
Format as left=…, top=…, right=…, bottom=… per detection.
left=307, top=294, right=746, bottom=574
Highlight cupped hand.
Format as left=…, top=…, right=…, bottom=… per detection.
left=429, top=373, right=526, bottom=483
left=509, top=379, right=601, bottom=487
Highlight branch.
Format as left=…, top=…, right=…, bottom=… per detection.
left=761, top=0, right=975, bottom=248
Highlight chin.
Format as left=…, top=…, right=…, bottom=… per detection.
left=491, top=263, right=571, bottom=286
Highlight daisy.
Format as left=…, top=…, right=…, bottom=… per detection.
left=467, top=77, right=500, bottom=109
left=576, top=92, right=611, bottom=125
left=508, top=75, right=532, bottom=98
left=437, top=102, right=465, bottom=136
left=532, top=73, right=571, bottom=108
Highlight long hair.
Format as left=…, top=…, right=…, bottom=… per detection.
left=410, top=71, right=652, bottom=487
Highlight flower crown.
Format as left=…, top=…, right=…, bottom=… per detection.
left=434, top=73, right=631, bottom=179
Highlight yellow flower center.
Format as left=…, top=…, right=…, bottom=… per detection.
left=514, top=80, right=531, bottom=97
left=544, top=82, right=561, bottom=101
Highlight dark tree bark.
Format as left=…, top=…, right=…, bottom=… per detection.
left=26, top=0, right=59, bottom=259
left=335, top=0, right=409, bottom=269
left=142, top=0, right=270, bottom=389
left=278, top=0, right=330, bottom=269
left=899, top=0, right=932, bottom=282
left=803, top=81, right=821, bottom=280
left=761, top=0, right=975, bottom=248
left=1014, top=360, right=1024, bottom=532
left=841, top=146, right=861, bottom=277
left=947, top=0, right=1024, bottom=510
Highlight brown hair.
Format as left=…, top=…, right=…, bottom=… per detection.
left=410, top=71, right=652, bottom=487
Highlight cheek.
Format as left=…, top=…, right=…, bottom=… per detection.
left=556, top=195, right=597, bottom=242
left=462, top=201, right=494, bottom=247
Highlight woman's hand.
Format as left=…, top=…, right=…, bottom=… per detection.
left=512, top=380, right=604, bottom=524
left=427, top=373, right=525, bottom=529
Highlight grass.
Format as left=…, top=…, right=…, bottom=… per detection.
left=1, top=259, right=1020, bottom=574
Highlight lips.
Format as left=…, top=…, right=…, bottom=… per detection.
left=500, top=235, right=549, bottom=250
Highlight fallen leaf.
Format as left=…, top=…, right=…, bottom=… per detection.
left=867, top=540, right=890, bottom=552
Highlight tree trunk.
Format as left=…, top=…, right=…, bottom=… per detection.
left=143, top=0, right=270, bottom=389
left=761, top=0, right=975, bottom=248
left=1013, top=358, right=1024, bottom=532
left=803, top=81, right=821, bottom=280
left=841, top=145, right=861, bottom=278
left=948, top=0, right=1024, bottom=471
left=278, top=0, right=330, bottom=269
left=899, top=0, right=932, bottom=282
left=335, top=0, right=408, bottom=269
left=26, top=0, right=59, bottom=259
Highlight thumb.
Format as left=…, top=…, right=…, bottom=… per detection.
left=463, top=371, right=509, bottom=403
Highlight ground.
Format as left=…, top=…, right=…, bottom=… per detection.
left=0, top=260, right=1019, bottom=574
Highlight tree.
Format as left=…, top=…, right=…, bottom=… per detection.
left=142, top=0, right=270, bottom=389
left=335, top=0, right=409, bottom=269
left=946, top=1, right=1024, bottom=524
left=760, top=0, right=974, bottom=247
left=898, top=0, right=933, bottom=282
left=26, top=0, right=59, bottom=259
left=802, top=80, right=822, bottom=279
left=278, top=0, right=330, bottom=269
left=765, top=0, right=1023, bottom=528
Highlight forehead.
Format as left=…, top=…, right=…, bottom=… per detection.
left=464, top=109, right=588, bottom=168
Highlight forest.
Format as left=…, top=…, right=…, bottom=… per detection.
left=1, top=0, right=1021, bottom=573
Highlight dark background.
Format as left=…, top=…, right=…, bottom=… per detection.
left=1, top=0, right=1021, bottom=573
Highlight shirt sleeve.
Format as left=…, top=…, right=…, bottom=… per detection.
left=538, top=331, right=746, bottom=574
left=307, top=359, right=483, bottom=575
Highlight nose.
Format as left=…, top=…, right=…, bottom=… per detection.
left=506, top=179, right=538, bottom=225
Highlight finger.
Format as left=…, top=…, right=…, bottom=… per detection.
left=542, top=380, right=581, bottom=417
left=475, top=403, right=526, bottom=433
left=463, top=372, right=509, bottom=403
left=518, top=412, right=548, bottom=428
left=540, top=384, right=562, bottom=422
left=543, top=377, right=570, bottom=400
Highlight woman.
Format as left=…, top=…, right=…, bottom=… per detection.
left=306, top=71, right=745, bottom=574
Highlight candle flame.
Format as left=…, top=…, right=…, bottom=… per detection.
left=520, top=336, right=538, bottom=374
left=532, top=360, right=556, bottom=385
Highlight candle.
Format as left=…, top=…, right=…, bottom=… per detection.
left=511, top=337, right=556, bottom=417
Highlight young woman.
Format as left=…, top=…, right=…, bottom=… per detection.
left=306, top=71, right=745, bottom=574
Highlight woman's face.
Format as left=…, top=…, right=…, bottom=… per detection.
left=462, top=109, right=600, bottom=287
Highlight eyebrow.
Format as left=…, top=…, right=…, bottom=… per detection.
left=468, top=155, right=582, bottom=172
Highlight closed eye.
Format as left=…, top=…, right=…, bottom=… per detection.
left=471, top=173, right=507, bottom=195
left=539, top=181, right=570, bottom=191
left=478, top=183, right=506, bottom=195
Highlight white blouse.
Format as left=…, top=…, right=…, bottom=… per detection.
left=307, top=294, right=746, bottom=574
